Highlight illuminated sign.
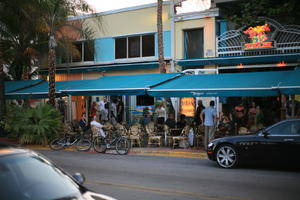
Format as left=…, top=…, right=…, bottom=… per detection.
left=243, top=24, right=273, bottom=50
left=180, top=97, right=195, bottom=117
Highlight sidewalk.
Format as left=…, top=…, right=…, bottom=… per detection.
left=25, top=145, right=207, bottom=159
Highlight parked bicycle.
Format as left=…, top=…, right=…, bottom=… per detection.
left=49, top=131, right=92, bottom=151
left=93, top=129, right=129, bottom=155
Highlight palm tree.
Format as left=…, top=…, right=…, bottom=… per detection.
left=0, top=0, right=49, bottom=120
left=0, top=51, right=4, bottom=121
left=0, top=0, right=94, bottom=117
left=157, top=0, right=166, bottom=73
left=36, top=0, right=92, bottom=106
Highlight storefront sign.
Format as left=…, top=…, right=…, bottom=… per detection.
left=243, top=24, right=273, bottom=50
left=180, top=97, right=195, bottom=117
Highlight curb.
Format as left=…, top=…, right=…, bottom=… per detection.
left=24, top=145, right=207, bottom=159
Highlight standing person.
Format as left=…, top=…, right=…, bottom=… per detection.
left=90, top=101, right=98, bottom=118
left=99, top=97, right=107, bottom=112
left=100, top=102, right=109, bottom=123
left=195, top=100, right=205, bottom=126
left=155, top=103, right=166, bottom=125
left=111, top=99, right=118, bottom=125
left=99, top=97, right=108, bottom=122
left=57, top=97, right=66, bottom=122
left=247, top=101, right=257, bottom=131
left=117, top=97, right=124, bottom=123
left=255, top=105, right=264, bottom=130
left=234, top=102, right=246, bottom=134
left=201, top=100, right=217, bottom=150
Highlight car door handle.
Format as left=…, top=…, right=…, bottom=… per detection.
left=284, top=139, right=295, bottom=142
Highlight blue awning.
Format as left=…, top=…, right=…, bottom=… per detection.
left=6, top=73, right=180, bottom=99
left=177, top=53, right=300, bottom=68
left=39, top=62, right=159, bottom=74
left=147, top=70, right=300, bottom=97
left=60, top=73, right=180, bottom=96
left=278, top=67, right=300, bottom=95
left=5, top=80, right=89, bottom=99
left=4, top=79, right=44, bottom=93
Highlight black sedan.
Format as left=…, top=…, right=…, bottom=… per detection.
left=0, top=143, right=116, bottom=200
left=207, top=119, right=300, bottom=168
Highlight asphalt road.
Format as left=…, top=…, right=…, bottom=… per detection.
left=38, top=150, right=300, bottom=200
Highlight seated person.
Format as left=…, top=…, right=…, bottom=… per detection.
left=218, top=111, right=233, bottom=134
left=90, top=116, right=112, bottom=138
left=165, top=113, right=176, bottom=129
left=176, top=114, right=187, bottom=129
left=140, top=107, right=152, bottom=126
left=79, top=113, right=90, bottom=132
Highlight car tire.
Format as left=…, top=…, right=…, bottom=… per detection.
left=216, top=144, right=239, bottom=169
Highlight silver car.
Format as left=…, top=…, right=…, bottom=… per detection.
left=0, top=143, right=117, bottom=200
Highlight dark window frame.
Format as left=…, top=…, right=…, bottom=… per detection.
left=115, top=34, right=155, bottom=59
left=61, top=40, right=94, bottom=64
left=184, top=28, right=204, bottom=59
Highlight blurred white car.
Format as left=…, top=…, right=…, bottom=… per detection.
left=0, top=143, right=116, bottom=200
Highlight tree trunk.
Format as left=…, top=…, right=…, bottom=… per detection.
left=157, top=0, right=166, bottom=73
left=0, top=61, right=5, bottom=121
left=48, top=34, right=56, bottom=106
left=48, top=48, right=56, bottom=106
left=0, top=39, right=5, bottom=121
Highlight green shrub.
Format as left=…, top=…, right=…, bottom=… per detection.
left=3, top=104, right=63, bottom=145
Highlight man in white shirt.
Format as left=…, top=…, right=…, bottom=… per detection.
left=201, top=100, right=217, bottom=150
left=99, top=97, right=108, bottom=122
left=99, top=97, right=107, bottom=111
left=90, top=116, right=111, bottom=138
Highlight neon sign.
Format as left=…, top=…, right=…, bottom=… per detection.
left=180, top=97, right=195, bottom=117
left=243, top=24, right=273, bottom=50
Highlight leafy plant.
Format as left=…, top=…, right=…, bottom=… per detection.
left=3, top=104, right=63, bottom=145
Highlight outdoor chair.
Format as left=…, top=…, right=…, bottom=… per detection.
left=63, top=122, right=77, bottom=135
left=114, top=123, right=128, bottom=138
left=128, top=124, right=142, bottom=148
left=163, top=125, right=174, bottom=147
left=172, top=125, right=190, bottom=149
left=145, top=122, right=162, bottom=147
left=195, top=125, right=204, bottom=148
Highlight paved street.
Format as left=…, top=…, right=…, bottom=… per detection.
left=38, top=150, right=300, bottom=200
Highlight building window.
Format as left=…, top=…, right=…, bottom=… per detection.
left=184, top=29, right=204, bottom=59
left=115, top=38, right=127, bottom=59
left=61, top=40, right=94, bottom=63
left=115, top=34, right=155, bottom=59
left=142, top=34, right=155, bottom=57
left=128, top=36, right=140, bottom=58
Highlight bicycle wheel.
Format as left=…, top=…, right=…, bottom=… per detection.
left=116, top=137, right=129, bottom=155
left=93, top=137, right=107, bottom=153
left=49, top=138, right=65, bottom=150
left=75, top=138, right=92, bottom=152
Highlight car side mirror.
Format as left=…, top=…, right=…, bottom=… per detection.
left=262, top=131, right=269, bottom=138
left=72, top=172, right=86, bottom=184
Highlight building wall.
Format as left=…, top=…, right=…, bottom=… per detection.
left=174, top=17, right=216, bottom=60
left=84, top=4, right=171, bottom=38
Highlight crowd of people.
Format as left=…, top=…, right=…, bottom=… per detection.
left=69, top=97, right=300, bottom=150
